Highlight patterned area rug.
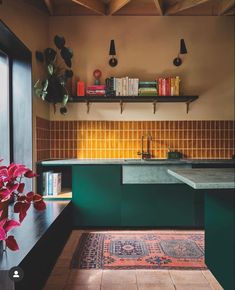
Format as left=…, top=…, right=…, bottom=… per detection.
left=70, top=231, right=206, bottom=270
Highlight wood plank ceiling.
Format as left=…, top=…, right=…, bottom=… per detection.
left=22, top=0, right=235, bottom=16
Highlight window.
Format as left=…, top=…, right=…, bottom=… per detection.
left=0, top=20, right=32, bottom=191
left=0, top=50, right=11, bottom=165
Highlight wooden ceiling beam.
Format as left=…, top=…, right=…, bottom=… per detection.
left=44, top=0, right=54, bottom=15
left=72, top=0, right=106, bottom=15
left=217, top=0, right=235, bottom=15
left=153, top=0, right=164, bottom=15
left=165, top=0, right=211, bottom=15
left=108, top=0, right=131, bottom=15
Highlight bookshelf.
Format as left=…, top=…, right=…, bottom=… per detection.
left=68, top=95, right=198, bottom=114
left=43, top=188, right=72, bottom=200
left=37, top=164, right=72, bottom=200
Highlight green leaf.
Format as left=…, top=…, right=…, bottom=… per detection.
left=34, top=79, right=40, bottom=88
left=48, top=64, right=54, bottom=75
left=41, top=91, right=48, bottom=101
left=34, top=88, right=42, bottom=97
left=62, top=94, right=69, bottom=106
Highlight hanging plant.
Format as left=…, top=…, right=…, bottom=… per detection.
left=34, top=35, right=74, bottom=114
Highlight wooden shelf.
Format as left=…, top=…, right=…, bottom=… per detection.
left=43, top=188, right=72, bottom=200
left=68, top=95, right=198, bottom=114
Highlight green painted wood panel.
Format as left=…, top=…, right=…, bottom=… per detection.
left=121, top=184, right=198, bottom=227
left=72, top=165, right=203, bottom=228
left=72, top=165, right=122, bottom=226
left=205, top=190, right=234, bottom=290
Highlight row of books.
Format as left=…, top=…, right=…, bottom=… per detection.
left=158, top=77, right=180, bottom=96
left=76, top=76, right=181, bottom=97
left=43, top=171, right=62, bottom=196
left=139, top=81, right=157, bottom=96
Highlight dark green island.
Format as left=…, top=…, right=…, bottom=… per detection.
left=168, top=168, right=235, bottom=290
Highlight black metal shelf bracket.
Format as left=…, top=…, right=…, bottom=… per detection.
left=186, top=100, right=192, bottom=114
left=153, top=100, right=157, bottom=114
left=86, top=100, right=90, bottom=114
left=120, top=100, right=124, bottom=114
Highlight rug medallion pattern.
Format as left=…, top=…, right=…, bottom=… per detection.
left=71, top=231, right=206, bottom=270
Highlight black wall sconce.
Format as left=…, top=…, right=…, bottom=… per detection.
left=109, top=39, right=118, bottom=67
left=173, top=39, right=187, bottom=66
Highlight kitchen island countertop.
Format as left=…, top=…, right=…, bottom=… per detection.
left=167, top=168, right=235, bottom=189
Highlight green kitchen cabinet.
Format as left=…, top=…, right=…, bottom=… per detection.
left=121, top=184, right=198, bottom=227
left=72, top=165, right=203, bottom=228
left=72, top=165, right=122, bottom=226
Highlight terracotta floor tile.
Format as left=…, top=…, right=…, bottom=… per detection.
left=138, top=284, right=175, bottom=290
left=45, top=274, right=69, bottom=286
left=136, top=270, right=172, bottom=285
left=101, top=284, right=137, bottom=290
left=65, top=285, right=101, bottom=290
left=102, top=270, right=136, bottom=285
left=175, top=285, right=213, bottom=290
left=170, top=270, right=209, bottom=285
left=201, top=270, right=223, bottom=290
left=68, top=269, right=102, bottom=285
left=50, top=266, right=70, bottom=276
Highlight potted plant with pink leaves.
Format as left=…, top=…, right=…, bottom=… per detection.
left=0, top=159, right=46, bottom=251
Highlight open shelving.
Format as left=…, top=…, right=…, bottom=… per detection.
left=68, top=95, right=199, bottom=114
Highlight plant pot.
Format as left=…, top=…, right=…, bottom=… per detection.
left=46, top=79, right=64, bottom=103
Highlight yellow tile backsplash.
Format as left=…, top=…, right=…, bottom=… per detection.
left=36, top=118, right=235, bottom=161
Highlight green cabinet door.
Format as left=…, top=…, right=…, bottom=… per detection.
left=121, top=184, right=199, bottom=227
left=72, top=165, right=122, bottom=226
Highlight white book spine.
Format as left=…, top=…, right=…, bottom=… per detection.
left=48, top=173, right=53, bottom=196
left=126, top=76, right=129, bottom=96
left=134, top=79, right=139, bottom=96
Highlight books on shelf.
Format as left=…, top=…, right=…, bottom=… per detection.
left=86, top=85, right=106, bottom=96
left=43, top=171, right=62, bottom=196
left=138, top=81, right=157, bottom=96
left=158, top=76, right=180, bottom=96
left=106, top=77, right=139, bottom=96
left=76, top=75, right=181, bottom=97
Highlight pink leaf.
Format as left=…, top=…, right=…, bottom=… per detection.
left=0, top=168, right=8, bottom=180
left=33, top=194, right=43, bottom=202
left=26, top=191, right=34, bottom=202
left=19, top=210, right=27, bottom=223
left=13, top=166, right=28, bottom=178
left=0, top=188, right=11, bottom=202
left=18, top=203, right=30, bottom=222
left=5, top=235, right=19, bottom=251
left=17, top=195, right=27, bottom=202
left=0, top=227, right=6, bottom=240
left=0, top=217, right=7, bottom=228
left=14, top=202, right=21, bottom=213
left=34, top=200, right=46, bottom=211
left=18, top=183, right=25, bottom=193
left=24, top=170, right=37, bottom=178
left=3, top=219, right=20, bottom=232
left=6, top=182, right=19, bottom=194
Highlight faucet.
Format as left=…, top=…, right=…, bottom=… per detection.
left=137, top=134, right=152, bottom=159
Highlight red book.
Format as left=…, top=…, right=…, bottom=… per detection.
left=87, top=85, right=105, bottom=90
left=158, top=78, right=162, bottom=96
left=166, top=77, right=171, bottom=95
left=77, top=81, right=85, bottom=96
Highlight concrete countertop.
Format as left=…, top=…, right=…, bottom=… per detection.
left=39, top=158, right=235, bottom=166
left=167, top=168, right=235, bottom=189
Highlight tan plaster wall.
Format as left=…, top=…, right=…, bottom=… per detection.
left=48, top=16, right=234, bottom=121
left=0, top=0, right=50, bottom=169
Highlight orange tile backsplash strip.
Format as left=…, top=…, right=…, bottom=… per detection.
left=36, top=117, right=50, bottom=161
left=36, top=119, right=235, bottom=161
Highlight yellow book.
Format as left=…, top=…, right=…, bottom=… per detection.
left=175, top=76, right=180, bottom=96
